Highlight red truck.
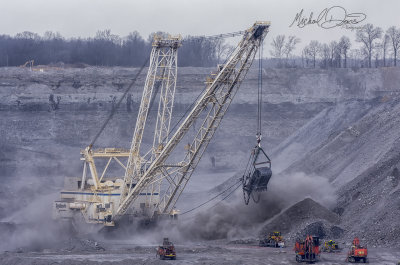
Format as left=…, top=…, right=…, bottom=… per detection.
left=294, top=235, right=320, bottom=263
left=347, top=237, right=368, bottom=263
left=157, top=238, right=176, bottom=260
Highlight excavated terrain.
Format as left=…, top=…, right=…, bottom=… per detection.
left=1, top=66, right=400, bottom=264
left=259, top=198, right=342, bottom=242
left=271, top=97, right=400, bottom=248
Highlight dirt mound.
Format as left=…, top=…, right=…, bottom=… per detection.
left=336, top=151, right=400, bottom=247
left=259, top=198, right=341, bottom=240
left=60, top=238, right=105, bottom=252
left=271, top=97, right=400, bottom=247
left=295, top=221, right=345, bottom=239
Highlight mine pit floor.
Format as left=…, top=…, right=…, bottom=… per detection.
left=1, top=241, right=399, bottom=265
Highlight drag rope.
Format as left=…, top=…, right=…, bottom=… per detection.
left=180, top=179, right=242, bottom=216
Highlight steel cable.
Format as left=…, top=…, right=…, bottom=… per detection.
left=179, top=179, right=242, bottom=216
left=88, top=58, right=149, bottom=149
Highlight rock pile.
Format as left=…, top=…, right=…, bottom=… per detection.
left=259, top=198, right=342, bottom=242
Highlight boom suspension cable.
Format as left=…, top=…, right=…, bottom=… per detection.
left=88, top=30, right=245, bottom=150
left=88, top=58, right=149, bottom=149
left=163, top=32, right=240, bottom=143
left=181, top=31, right=245, bottom=43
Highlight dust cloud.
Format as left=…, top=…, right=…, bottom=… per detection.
left=0, top=191, right=71, bottom=252
left=0, top=171, right=336, bottom=251
left=176, top=172, right=336, bottom=241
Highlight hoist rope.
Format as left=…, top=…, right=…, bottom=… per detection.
left=257, top=39, right=264, bottom=140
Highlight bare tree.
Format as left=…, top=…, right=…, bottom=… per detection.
left=92, top=29, right=122, bottom=66
left=179, top=36, right=221, bottom=67
left=283, top=35, right=300, bottom=66
left=95, top=29, right=120, bottom=43
left=356, top=24, right=383, bottom=68
left=43, top=31, right=62, bottom=41
left=329, top=41, right=339, bottom=68
left=302, top=47, right=310, bottom=67
left=215, top=39, right=233, bottom=63
left=126, top=31, right=143, bottom=42
left=319, top=43, right=330, bottom=68
left=15, top=31, right=40, bottom=40
left=305, top=40, right=321, bottom=68
left=123, top=31, right=147, bottom=65
left=270, top=35, right=285, bottom=66
left=387, top=26, right=400, bottom=66
left=374, top=46, right=381, bottom=67
left=339, top=36, right=351, bottom=68
left=349, top=49, right=362, bottom=68
left=380, top=34, right=390, bottom=67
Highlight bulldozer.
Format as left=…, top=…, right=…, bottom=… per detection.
left=346, top=237, right=367, bottom=263
left=259, top=231, right=285, bottom=248
left=322, top=240, right=340, bottom=252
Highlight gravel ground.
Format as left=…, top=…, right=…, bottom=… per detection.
left=1, top=242, right=399, bottom=265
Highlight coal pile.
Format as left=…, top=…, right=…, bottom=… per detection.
left=259, top=198, right=341, bottom=241
left=295, top=221, right=345, bottom=240
left=61, top=238, right=106, bottom=252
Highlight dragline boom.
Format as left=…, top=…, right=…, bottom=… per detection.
left=115, top=22, right=270, bottom=220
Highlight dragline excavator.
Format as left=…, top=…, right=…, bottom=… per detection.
left=53, top=21, right=270, bottom=227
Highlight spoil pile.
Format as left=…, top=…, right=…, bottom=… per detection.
left=337, top=153, right=400, bottom=247
left=270, top=96, right=400, bottom=247
left=259, top=198, right=342, bottom=241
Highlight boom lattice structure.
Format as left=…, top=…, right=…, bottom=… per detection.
left=122, top=36, right=181, bottom=211
left=116, top=22, right=270, bottom=220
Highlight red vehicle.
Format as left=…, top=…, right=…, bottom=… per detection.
left=157, top=238, right=176, bottom=260
left=294, top=235, right=320, bottom=263
left=347, top=237, right=368, bottom=263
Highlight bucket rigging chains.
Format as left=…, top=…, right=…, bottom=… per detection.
left=242, top=39, right=273, bottom=205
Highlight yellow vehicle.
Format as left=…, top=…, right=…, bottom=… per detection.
left=259, top=231, right=285, bottom=248
left=322, top=240, right=340, bottom=252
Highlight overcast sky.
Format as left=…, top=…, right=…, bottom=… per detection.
left=1, top=0, right=399, bottom=54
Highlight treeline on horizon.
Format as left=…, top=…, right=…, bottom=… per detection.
left=0, top=29, right=232, bottom=67
left=1, top=23, right=399, bottom=69
left=269, top=23, right=400, bottom=69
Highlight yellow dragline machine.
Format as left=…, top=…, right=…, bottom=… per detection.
left=53, top=22, right=270, bottom=228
